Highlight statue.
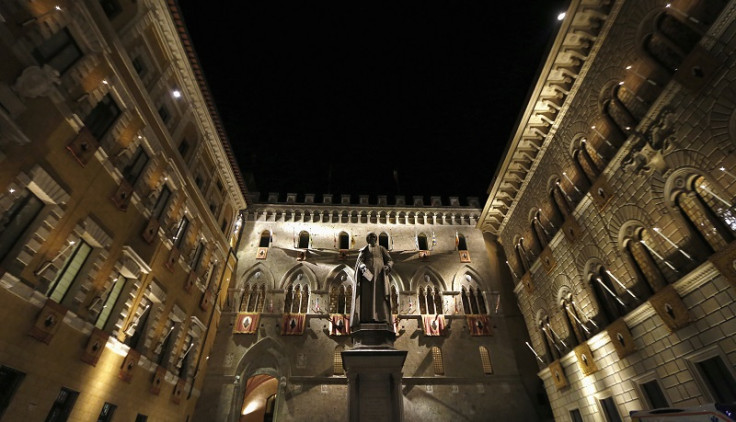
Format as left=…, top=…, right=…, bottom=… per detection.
left=350, top=233, right=393, bottom=329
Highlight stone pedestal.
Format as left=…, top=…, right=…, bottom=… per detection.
left=343, top=324, right=407, bottom=422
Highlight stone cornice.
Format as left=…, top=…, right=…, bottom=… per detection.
left=479, top=0, right=616, bottom=235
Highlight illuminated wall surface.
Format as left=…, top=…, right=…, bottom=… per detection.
left=3, top=0, right=736, bottom=421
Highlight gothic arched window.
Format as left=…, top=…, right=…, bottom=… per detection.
left=623, top=228, right=665, bottom=295
left=589, top=267, right=627, bottom=326
left=675, top=175, right=735, bottom=253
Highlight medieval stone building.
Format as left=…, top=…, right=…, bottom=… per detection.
left=194, top=194, right=548, bottom=421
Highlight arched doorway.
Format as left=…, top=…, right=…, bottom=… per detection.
left=240, top=375, right=278, bottom=422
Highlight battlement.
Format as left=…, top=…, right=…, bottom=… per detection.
left=247, top=192, right=482, bottom=208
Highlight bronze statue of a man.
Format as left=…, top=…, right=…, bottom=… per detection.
left=350, top=233, right=393, bottom=329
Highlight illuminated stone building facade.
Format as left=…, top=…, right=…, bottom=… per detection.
left=0, top=0, right=245, bottom=420
left=3, top=0, right=736, bottom=421
left=196, top=193, right=547, bottom=422
left=479, top=0, right=736, bottom=420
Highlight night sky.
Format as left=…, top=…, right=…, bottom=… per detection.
left=177, top=1, right=569, bottom=204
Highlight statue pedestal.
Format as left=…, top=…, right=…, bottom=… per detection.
left=343, top=324, right=407, bottom=422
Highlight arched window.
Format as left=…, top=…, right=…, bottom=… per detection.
left=338, top=231, right=350, bottom=250
left=432, top=346, right=444, bottom=376
left=515, top=238, right=531, bottom=273
left=551, top=182, right=573, bottom=220
left=297, top=231, right=310, bottom=249
left=589, top=267, right=627, bottom=325
left=329, top=280, right=352, bottom=315
left=479, top=346, right=493, bottom=375
left=461, top=287, right=471, bottom=314
left=299, top=285, right=310, bottom=313
left=538, top=316, right=560, bottom=364
left=417, top=277, right=442, bottom=315
left=561, top=296, right=587, bottom=345
left=642, top=12, right=701, bottom=74
left=573, top=138, right=602, bottom=184
left=284, top=277, right=311, bottom=314
left=379, top=232, right=390, bottom=249
left=417, top=233, right=429, bottom=251
left=259, top=230, right=271, bottom=248
left=623, top=227, right=666, bottom=295
left=531, top=216, right=548, bottom=250
left=677, top=175, right=735, bottom=252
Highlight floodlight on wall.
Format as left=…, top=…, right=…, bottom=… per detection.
left=719, top=166, right=736, bottom=182
left=172, top=90, right=182, bottom=99
left=557, top=12, right=566, bottom=21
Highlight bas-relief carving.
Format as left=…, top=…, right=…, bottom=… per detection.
left=623, top=109, right=676, bottom=177
left=13, top=65, right=61, bottom=99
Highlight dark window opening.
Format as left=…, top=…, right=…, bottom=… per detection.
left=298, top=231, right=310, bottom=249
left=259, top=231, right=271, bottom=248
left=697, top=356, right=736, bottom=403
left=32, top=28, right=82, bottom=73
left=122, top=146, right=149, bottom=184
left=417, top=233, right=428, bottom=251
left=97, top=402, right=116, bottom=422
left=151, top=186, right=171, bottom=220
left=158, top=105, right=170, bottom=124
left=178, top=138, right=189, bottom=158
left=569, top=409, right=583, bottom=422
left=379, top=232, right=389, bottom=249
left=132, top=57, right=146, bottom=77
left=338, top=232, right=350, bottom=249
left=0, top=189, right=44, bottom=263
left=84, top=95, right=121, bottom=139
left=99, top=0, right=122, bottom=19
left=641, top=380, right=669, bottom=409
left=599, top=397, right=622, bottom=422
left=45, top=387, right=79, bottom=422
left=457, top=234, right=468, bottom=250
left=0, top=366, right=25, bottom=419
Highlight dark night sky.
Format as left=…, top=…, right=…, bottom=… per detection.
left=177, top=1, right=569, bottom=203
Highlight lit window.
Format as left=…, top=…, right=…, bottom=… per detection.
left=333, top=346, right=344, bottom=376
left=432, top=346, right=444, bottom=376
left=94, top=276, right=126, bottom=330
left=479, top=346, right=493, bottom=374
left=173, top=217, right=189, bottom=249
left=47, top=240, right=93, bottom=303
